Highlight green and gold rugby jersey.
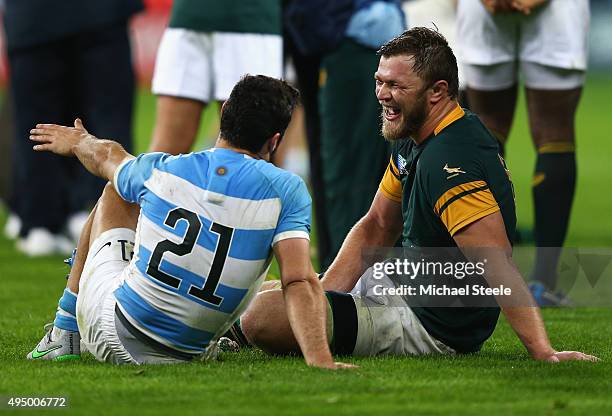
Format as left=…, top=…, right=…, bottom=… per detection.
left=379, top=104, right=516, bottom=353
left=169, top=0, right=281, bottom=35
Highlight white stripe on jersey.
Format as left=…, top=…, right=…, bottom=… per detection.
left=144, top=169, right=282, bottom=230
left=122, top=266, right=266, bottom=334
left=136, top=214, right=269, bottom=289
left=272, top=230, right=310, bottom=245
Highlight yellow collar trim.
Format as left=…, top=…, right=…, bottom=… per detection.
left=434, top=103, right=465, bottom=136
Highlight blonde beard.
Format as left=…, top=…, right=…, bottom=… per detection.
left=381, top=117, right=406, bottom=142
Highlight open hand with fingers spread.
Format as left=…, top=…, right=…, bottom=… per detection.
left=30, top=118, right=91, bottom=157
left=534, top=350, right=599, bottom=363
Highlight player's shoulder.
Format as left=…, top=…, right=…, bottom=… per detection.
left=421, top=110, right=498, bottom=165
left=437, top=109, right=496, bottom=147
left=143, top=151, right=211, bottom=182
left=146, top=150, right=205, bottom=169
left=251, top=159, right=307, bottom=195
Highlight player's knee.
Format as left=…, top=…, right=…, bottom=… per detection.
left=240, top=292, right=288, bottom=354
left=93, top=182, right=139, bottom=231
left=100, top=182, right=121, bottom=203
left=240, top=298, right=270, bottom=347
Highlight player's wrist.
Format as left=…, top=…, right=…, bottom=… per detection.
left=304, top=348, right=335, bottom=368
left=307, top=357, right=336, bottom=369
left=71, top=133, right=92, bottom=154
left=529, top=345, right=556, bottom=360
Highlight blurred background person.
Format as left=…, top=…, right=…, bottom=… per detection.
left=282, top=0, right=348, bottom=268
left=286, top=0, right=405, bottom=270
left=402, top=0, right=470, bottom=107
left=148, top=0, right=283, bottom=154
left=456, top=0, right=590, bottom=305
left=0, top=0, right=12, bottom=211
left=3, top=0, right=142, bottom=256
left=0, top=92, right=12, bottom=218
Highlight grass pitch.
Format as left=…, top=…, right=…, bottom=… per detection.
left=1, top=75, right=612, bottom=415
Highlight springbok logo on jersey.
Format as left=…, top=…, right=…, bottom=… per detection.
left=443, top=163, right=465, bottom=179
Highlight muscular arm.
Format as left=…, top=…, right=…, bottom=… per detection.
left=454, top=211, right=597, bottom=362
left=30, top=119, right=133, bottom=184
left=274, top=238, right=336, bottom=369
left=322, top=191, right=403, bottom=292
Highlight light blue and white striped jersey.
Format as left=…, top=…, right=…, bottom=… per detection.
left=112, top=148, right=311, bottom=354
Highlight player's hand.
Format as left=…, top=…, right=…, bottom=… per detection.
left=311, top=361, right=359, bottom=370
left=332, top=361, right=359, bottom=369
left=536, top=351, right=599, bottom=363
left=30, top=118, right=90, bottom=157
left=511, top=0, right=548, bottom=15
left=481, top=0, right=515, bottom=14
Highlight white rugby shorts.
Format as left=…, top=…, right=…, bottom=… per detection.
left=76, top=228, right=137, bottom=364
left=456, top=0, right=589, bottom=90
left=347, top=267, right=455, bottom=356
left=152, top=28, right=283, bottom=102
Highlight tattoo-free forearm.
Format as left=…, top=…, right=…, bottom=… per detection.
left=283, top=277, right=334, bottom=367
left=474, top=250, right=554, bottom=358
left=72, top=135, right=133, bottom=182
left=501, top=305, right=555, bottom=359
left=323, top=215, right=401, bottom=292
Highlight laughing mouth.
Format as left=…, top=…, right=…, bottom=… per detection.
left=383, top=106, right=401, bottom=121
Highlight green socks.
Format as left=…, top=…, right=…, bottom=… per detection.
left=532, top=142, right=576, bottom=289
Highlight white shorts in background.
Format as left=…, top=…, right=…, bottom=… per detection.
left=152, top=28, right=283, bottom=102
left=464, top=61, right=587, bottom=91
left=76, top=228, right=137, bottom=365
left=457, top=0, right=589, bottom=90
left=403, top=0, right=468, bottom=89
left=348, top=268, right=455, bottom=356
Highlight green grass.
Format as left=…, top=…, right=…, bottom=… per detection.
left=1, top=75, right=612, bottom=415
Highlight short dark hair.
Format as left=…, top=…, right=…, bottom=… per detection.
left=377, top=27, right=459, bottom=99
left=220, top=75, right=300, bottom=154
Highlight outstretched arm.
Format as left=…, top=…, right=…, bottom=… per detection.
left=275, top=238, right=356, bottom=370
left=453, top=211, right=598, bottom=362
left=30, top=119, right=133, bottom=184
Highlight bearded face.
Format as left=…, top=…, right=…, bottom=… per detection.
left=380, top=90, right=428, bottom=141
left=375, top=55, right=431, bottom=142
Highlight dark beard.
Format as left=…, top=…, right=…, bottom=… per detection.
left=381, top=95, right=428, bottom=141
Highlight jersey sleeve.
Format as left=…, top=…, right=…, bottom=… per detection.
left=425, top=151, right=500, bottom=236
left=113, top=152, right=170, bottom=204
left=379, top=156, right=402, bottom=202
left=273, top=175, right=312, bottom=245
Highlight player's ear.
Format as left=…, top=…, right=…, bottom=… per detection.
left=269, top=132, right=282, bottom=154
left=258, top=132, right=282, bottom=161
left=430, top=80, right=449, bottom=104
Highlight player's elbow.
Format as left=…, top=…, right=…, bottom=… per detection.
left=282, top=273, right=318, bottom=291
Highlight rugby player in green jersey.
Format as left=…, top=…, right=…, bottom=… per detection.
left=238, top=28, right=597, bottom=362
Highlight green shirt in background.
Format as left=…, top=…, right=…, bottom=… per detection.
left=169, top=0, right=282, bottom=35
